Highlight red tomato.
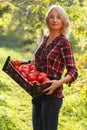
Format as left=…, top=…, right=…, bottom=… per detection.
left=27, top=73, right=36, bottom=82
left=11, top=60, right=50, bottom=85
left=36, top=75, right=43, bottom=83
left=23, top=69, right=29, bottom=76
left=39, top=72, right=47, bottom=78
left=15, top=65, right=19, bottom=71
left=36, top=72, right=48, bottom=83
left=30, top=70, right=40, bottom=77
left=11, top=60, right=21, bottom=67
left=27, top=64, right=36, bottom=71
left=27, top=63, right=32, bottom=69
left=41, top=77, right=50, bottom=84
left=17, top=64, right=29, bottom=74
left=21, top=72, right=27, bottom=78
left=21, top=65, right=29, bottom=71
left=18, top=66, right=23, bottom=73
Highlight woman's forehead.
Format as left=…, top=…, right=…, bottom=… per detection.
left=49, top=9, right=60, bottom=15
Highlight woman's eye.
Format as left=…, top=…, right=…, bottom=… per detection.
left=50, top=15, right=54, bottom=18
left=57, top=16, right=61, bottom=19
left=49, top=15, right=61, bottom=19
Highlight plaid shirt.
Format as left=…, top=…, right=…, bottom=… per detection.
left=35, top=35, right=78, bottom=98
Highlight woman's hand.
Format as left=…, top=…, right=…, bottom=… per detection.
left=30, top=59, right=35, bottom=65
left=43, top=80, right=62, bottom=95
left=43, top=74, right=72, bottom=95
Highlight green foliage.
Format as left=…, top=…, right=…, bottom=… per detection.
left=0, top=48, right=87, bottom=130
left=0, top=0, right=87, bottom=129
left=0, top=48, right=32, bottom=130
left=74, top=52, right=87, bottom=94
left=0, top=0, right=87, bottom=52
left=59, top=93, right=87, bottom=130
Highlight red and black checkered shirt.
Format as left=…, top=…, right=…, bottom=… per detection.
left=35, top=35, right=78, bottom=98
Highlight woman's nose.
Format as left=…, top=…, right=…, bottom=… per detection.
left=53, top=17, right=57, bottom=22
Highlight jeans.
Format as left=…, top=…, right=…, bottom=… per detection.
left=32, top=95, right=63, bottom=130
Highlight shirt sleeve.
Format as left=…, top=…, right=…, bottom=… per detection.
left=61, top=40, right=78, bottom=85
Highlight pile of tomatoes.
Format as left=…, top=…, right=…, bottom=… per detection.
left=11, top=60, right=50, bottom=85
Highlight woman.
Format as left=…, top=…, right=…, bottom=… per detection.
left=32, top=5, right=78, bottom=130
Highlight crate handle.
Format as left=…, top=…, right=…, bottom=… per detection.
left=2, top=56, right=10, bottom=71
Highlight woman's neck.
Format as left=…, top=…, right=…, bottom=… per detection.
left=49, top=29, right=61, bottom=39
left=45, top=31, right=61, bottom=47
left=49, top=32, right=60, bottom=40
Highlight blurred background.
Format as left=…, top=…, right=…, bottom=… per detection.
left=0, top=0, right=87, bottom=130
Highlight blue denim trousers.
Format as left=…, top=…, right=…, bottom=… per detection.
left=32, top=95, right=63, bottom=130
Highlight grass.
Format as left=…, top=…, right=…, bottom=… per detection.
left=0, top=47, right=87, bottom=130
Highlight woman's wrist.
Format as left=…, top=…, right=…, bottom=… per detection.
left=59, top=74, right=72, bottom=86
left=30, top=59, right=35, bottom=65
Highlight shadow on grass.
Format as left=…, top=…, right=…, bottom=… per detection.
left=0, top=114, right=18, bottom=130
left=0, top=82, right=12, bottom=92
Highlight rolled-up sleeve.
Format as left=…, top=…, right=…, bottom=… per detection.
left=61, top=41, right=78, bottom=85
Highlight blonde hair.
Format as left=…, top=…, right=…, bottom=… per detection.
left=44, top=5, right=70, bottom=38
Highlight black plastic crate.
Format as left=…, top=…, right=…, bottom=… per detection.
left=2, top=56, right=51, bottom=97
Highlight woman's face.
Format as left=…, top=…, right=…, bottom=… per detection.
left=47, top=9, right=63, bottom=32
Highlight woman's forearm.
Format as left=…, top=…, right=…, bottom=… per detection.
left=59, top=74, right=72, bottom=86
